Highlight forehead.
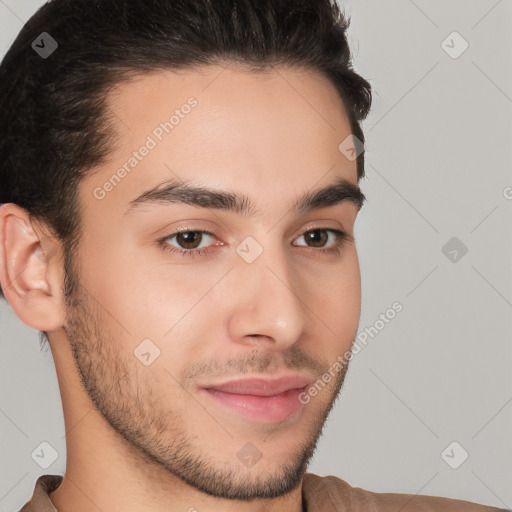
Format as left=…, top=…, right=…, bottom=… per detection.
left=81, top=64, right=357, bottom=219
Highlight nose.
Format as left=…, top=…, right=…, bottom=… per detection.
left=226, top=244, right=308, bottom=352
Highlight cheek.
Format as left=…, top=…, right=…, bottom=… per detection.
left=76, top=234, right=178, bottom=337
left=310, top=247, right=361, bottom=340
left=84, top=254, right=228, bottom=351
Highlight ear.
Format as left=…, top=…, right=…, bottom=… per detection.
left=0, top=203, right=66, bottom=332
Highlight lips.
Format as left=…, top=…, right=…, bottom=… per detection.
left=202, top=375, right=313, bottom=396
left=199, top=374, right=314, bottom=423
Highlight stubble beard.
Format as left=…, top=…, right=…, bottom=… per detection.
left=62, top=266, right=351, bottom=501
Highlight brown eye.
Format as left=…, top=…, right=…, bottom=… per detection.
left=303, top=229, right=328, bottom=248
left=162, top=230, right=216, bottom=252
left=293, top=228, right=348, bottom=254
left=175, top=231, right=204, bottom=249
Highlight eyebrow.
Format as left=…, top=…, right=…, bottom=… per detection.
left=125, top=176, right=366, bottom=216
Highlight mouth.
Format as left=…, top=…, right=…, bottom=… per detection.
left=199, top=375, right=313, bottom=424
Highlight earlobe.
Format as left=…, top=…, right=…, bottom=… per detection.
left=0, top=203, right=65, bottom=332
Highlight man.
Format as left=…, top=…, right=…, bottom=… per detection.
left=0, top=0, right=506, bottom=511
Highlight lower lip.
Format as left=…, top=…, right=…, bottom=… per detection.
left=200, top=387, right=307, bottom=423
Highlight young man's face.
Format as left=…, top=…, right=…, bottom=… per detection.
left=58, top=64, right=362, bottom=499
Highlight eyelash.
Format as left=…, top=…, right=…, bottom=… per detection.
left=157, top=227, right=350, bottom=259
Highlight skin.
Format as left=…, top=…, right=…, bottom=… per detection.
left=0, top=63, right=362, bottom=512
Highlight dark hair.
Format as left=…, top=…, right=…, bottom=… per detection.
left=0, top=0, right=372, bottom=329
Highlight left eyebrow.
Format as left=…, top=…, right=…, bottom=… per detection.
left=124, top=176, right=366, bottom=216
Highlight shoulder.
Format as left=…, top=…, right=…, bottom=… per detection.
left=302, top=473, right=508, bottom=512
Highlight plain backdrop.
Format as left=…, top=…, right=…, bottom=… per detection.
left=0, top=0, right=511, bottom=510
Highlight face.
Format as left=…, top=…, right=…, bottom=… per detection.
left=63, top=63, right=362, bottom=500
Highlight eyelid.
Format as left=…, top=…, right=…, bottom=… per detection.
left=163, top=228, right=220, bottom=246
left=294, top=221, right=353, bottom=243
left=160, top=222, right=349, bottom=244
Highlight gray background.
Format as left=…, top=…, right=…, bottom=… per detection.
left=0, top=0, right=511, bottom=510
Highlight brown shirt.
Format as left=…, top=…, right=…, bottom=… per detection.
left=19, top=473, right=507, bottom=511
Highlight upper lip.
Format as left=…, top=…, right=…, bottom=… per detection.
left=202, top=374, right=314, bottom=397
